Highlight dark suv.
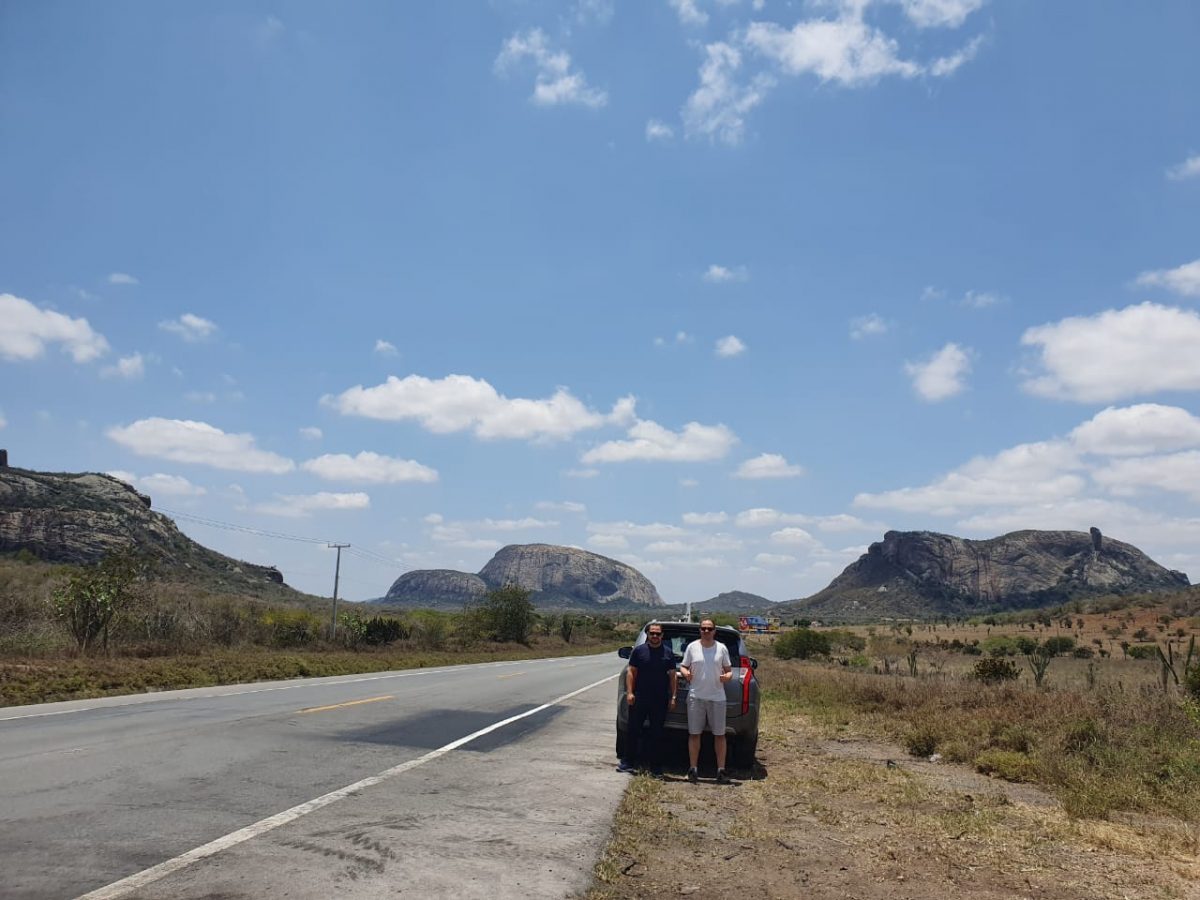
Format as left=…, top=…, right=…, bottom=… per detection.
left=615, top=620, right=760, bottom=769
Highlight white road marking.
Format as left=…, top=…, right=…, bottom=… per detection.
left=0, top=655, right=586, bottom=722
left=74, top=672, right=618, bottom=900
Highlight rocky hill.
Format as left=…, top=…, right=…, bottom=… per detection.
left=380, top=543, right=664, bottom=610
left=781, top=528, right=1190, bottom=621
left=694, top=590, right=774, bottom=614
left=0, top=466, right=296, bottom=597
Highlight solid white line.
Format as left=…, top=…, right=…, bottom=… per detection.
left=0, top=655, right=592, bottom=722
left=74, top=672, right=618, bottom=900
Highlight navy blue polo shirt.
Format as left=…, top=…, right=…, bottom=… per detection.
left=629, top=640, right=675, bottom=704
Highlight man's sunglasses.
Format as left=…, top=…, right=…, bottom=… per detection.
left=647, top=632, right=663, bottom=638
left=699, top=626, right=715, bottom=632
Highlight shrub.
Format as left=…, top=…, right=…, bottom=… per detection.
left=51, top=550, right=146, bottom=654
left=975, top=749, right=1037, bottom=782
left=1127, top=643, right=1158, bottom=660
left=904, top=723, right=940, bottom=757
left=972, top=657, right=1021, bottom=684
left=825, top=629, right=866, bottom=652
left=1042, top=636, right=1075, bottom=656
left=480, top=585, right=536, bottom=644
left=1072, top=646, right=1094, bottom=659
left=773, top=627, right=831, bottom=660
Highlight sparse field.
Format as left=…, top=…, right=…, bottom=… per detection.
left=0, top=553, right=628, bottom=706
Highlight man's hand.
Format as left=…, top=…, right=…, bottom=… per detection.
left=668, top=697, right=677, bottom=711
left=719, top=669, right=733, bottom=684
left=680, top=666, right=693, bottom=683
left=626, top=691, right=636, bottom=706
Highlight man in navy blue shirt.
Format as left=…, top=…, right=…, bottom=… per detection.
left=618, top=623, right=678, bottom=776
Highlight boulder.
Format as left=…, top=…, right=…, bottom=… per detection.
left=384, top=569, right=488, bottom=606
left=479, top=543, right=663, bottom=607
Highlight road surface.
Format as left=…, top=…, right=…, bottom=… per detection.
left=0, top=653, right=624, bottom=899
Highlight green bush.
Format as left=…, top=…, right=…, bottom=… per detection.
left=1127, top=643, right=1158, bottom=660
left=480, top=585, right=536, bottom=644
left=904, top=723, right=939, bottom=757
left=825, top=629, right=866, bottom=652
left=975, top=748, right=1037, bottom=782
left=1042, top=636, right=1076, bottom=656
left=1072, top=646, right=1094, bottom=659
left=972, top=657, right=1021, bottom=684
left=773, top=628, right=831, bottom=660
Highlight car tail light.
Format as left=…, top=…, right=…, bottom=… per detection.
left=739, top=655, right=753, bottom=714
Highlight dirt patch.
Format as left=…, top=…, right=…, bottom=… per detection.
left=587, top=715, right=1200, bottom=899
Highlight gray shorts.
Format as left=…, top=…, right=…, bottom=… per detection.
left=686, top=695, right=727, bottom=735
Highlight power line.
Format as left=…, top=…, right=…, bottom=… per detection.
left=157, top=507, right=334, bottom=545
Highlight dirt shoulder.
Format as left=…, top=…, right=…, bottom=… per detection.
left=587, top=711, right=1200, bottom=899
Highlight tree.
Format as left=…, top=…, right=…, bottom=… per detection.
left=481, top=585, right=536, bottom=644
left=773, top=628, right=830, bottom=660
left=52, top=550, right=146, bottom=654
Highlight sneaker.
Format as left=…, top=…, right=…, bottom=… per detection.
left=649, top=767, right=664, bottom=778
left=716, top=769, right=732, bottom=785
left=616, top=760, right=638, bottom=774
left=687, top=767, right=699, bottom=784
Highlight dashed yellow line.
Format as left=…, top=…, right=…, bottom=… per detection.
left=298, top=695, right=393, bottom=715
left=496, top=672, right=527, bottom=680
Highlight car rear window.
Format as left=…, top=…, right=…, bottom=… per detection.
left=655, top=627, right=740, bottom=663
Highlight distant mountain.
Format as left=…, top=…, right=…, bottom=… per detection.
left=695, top=590, right=774, bottom=613
left=379, top=543, right=664, bottom=611
left=779, top=528, right=1189, bottom=622
left=0, top=466, right=303, bottom=598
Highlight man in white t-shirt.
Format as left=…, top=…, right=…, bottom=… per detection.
left=679, top=619, right=734, bottom=784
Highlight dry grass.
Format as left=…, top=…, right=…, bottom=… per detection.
left=760, top=657, right=1200, bottom=823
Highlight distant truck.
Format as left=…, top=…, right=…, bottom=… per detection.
left=738, top=615, right=780, bottom=634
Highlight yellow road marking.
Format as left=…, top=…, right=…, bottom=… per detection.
left=298, top=695, right=393, bottom=714
left=496, top=672, right=526, bottom=680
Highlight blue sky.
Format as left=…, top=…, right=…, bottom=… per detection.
left=3, top=0, right=1200, bottom=604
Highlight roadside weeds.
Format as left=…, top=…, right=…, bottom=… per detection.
left=586, top=706, right=1200, bottom=899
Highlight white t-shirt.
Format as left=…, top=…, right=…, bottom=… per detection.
left=682, top=640, right=732, bottom=702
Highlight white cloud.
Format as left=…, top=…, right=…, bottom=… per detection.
left=1092, top=452, right=1200, bottom=502
left=1167, top=154, right=1200, bottom=181
left=495, top=28, right=607, bottom=108
left=581, top=418, right=737, bottom=463
left=1021, top=302, right=1200, bottom=402
left=536, top=500, right=587, bottom=513
left=423, top=513, right=444, bottom=524
left=680, top=477, right=700, bottom=488
left=0, top=409, right=6, bottom=429
left=106, top=418, right=295, bottom=474
left=735, top=507, right=810, bottom=528
left=185, top=391, right=217, bottom=404
left=683, top=511, right=728, bottom=525
left=301, top=451, right=438, bottom=484
left=100, top=352, right=145, bottom=380
left=898, top=0, right=985, bottom=29
left=770, top=527, right=821, bottom=549
left=682, top=42, right=774, bottom=145
left=734, top=452, right=804, bottom=479
left=715, top=335, right=747, bottom=358
left=1070, top=404, right=1200, bottom=457
left=159, top=313, right=217, bottom=342
left=256, top=491, right=370, bottom=518
left=703, top=264, right=748, bottom=283
left=136, top=473, right=207, bottom=497
left=374, top=339, right=398, bottom=356
left=326, top=373, right=634, bottom=442
left=107, top=272, right=139, bottom=286
left=961, top=289, right=1005, bottom=308
left=928, top=34, right=984, bottom=76
left=850, top=313, right=888, bottom=339
left=299, top=426, right=323, bottom=440
left=475, top=517, right=557, bottom=531
left=670, top=0, right=709, bottom=26
left=745, top=16, right=920, bottom=86
left=754, top=552, right=797, bottom=566
left=655, top=331, right=694, bottom=347
left=854, top=440, right=1085, bottom=515
left=905, top=342, right=971, bottom=401
left=588, top=533, right=630, bottom=551
left=566, top=467, right=601, bottom=479
left=1134, top=259, right=1200, bottom=298
left=587, top=520, right=687, bottom=538
left=646, top=119, right=675, bottom=141
left=0, top=293, right=110, bottom=363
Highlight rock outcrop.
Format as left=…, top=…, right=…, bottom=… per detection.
left=384, top=569, right=489, bottom=606
left=380, top=543, right=664, bottom=610
left=782, top=528, right=1190, bottom=621
left=0, top=467, right=293, bottom=594
left=696, top=590, right=773, bottom=613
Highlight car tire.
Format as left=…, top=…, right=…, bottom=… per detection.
left=732, top=733, right=757, bottom=769
left=616, top=726, right=629, bottom=760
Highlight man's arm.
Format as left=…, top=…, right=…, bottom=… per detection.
left=718, top=645, right=734, bottom=684
left=668, top=667, right=678, bottom=709
left=679, top=643, right=694, bottom=683
left=626, top=660, right=638, bottom=705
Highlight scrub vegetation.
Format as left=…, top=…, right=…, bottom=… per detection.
left=0, top=552, right=624, bottom=706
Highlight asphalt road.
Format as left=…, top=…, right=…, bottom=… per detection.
left=0, top=653, right=625, bottom=899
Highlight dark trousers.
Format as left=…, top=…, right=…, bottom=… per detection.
left=628, top=698, right=668, bottom=768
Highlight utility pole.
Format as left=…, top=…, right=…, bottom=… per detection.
left=328, top=543, right=350, bottom=639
